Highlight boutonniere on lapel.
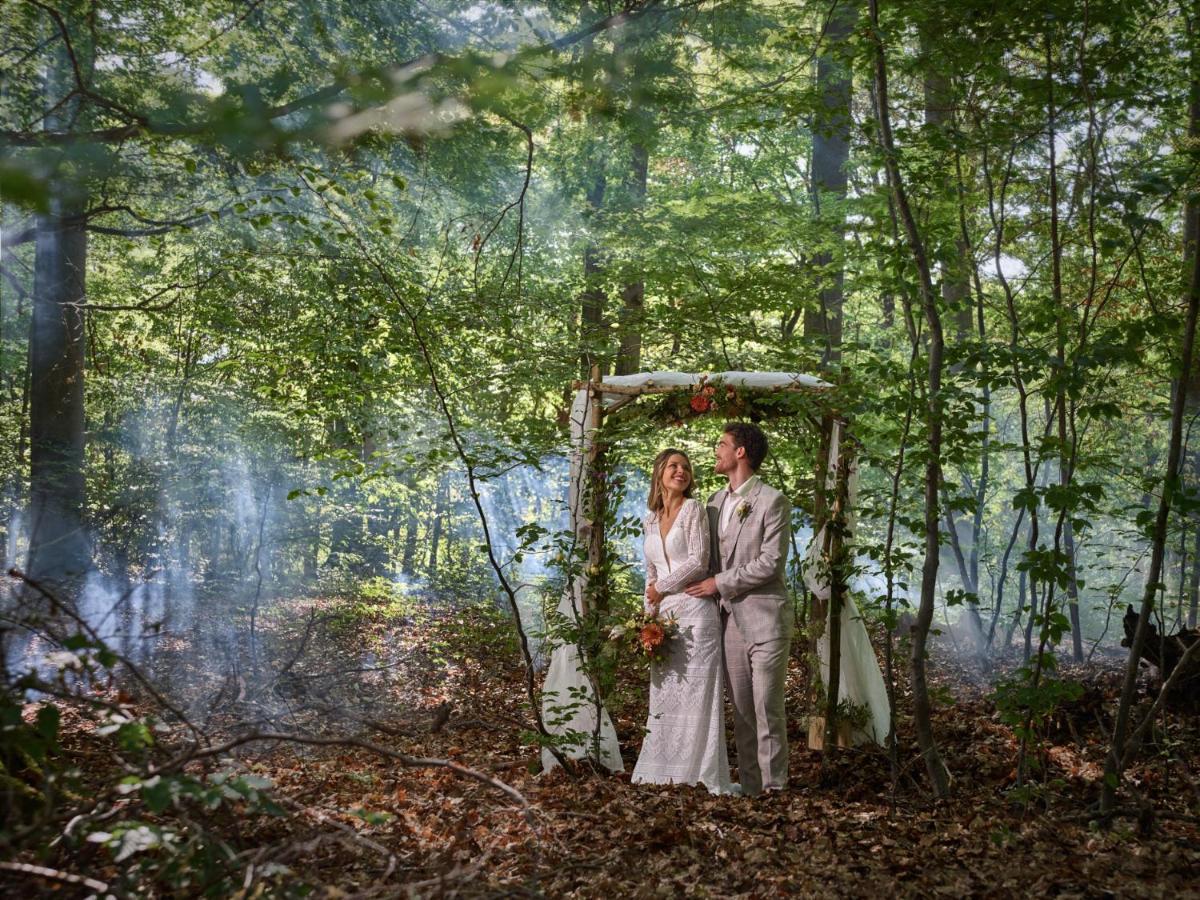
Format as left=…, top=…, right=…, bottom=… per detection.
left=736, top=499, right=752, bottom=522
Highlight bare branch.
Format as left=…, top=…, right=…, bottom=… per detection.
left=25, top=0, right=150, bottom=129
left=1, top=1, right=693, bottom=148
left=84, top=271, right=224, bottom=312
left=0, top=862, right=108, bottom=894
left=1120, top=635, right=1200, bottom=770
left=7, top=568, right=204, bottom=743
left=151, top=730, right=532, bottom=819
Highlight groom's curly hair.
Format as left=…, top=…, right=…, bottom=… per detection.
left=724, top=422, right=768, bottom=471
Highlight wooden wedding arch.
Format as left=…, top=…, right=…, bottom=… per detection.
left=540, top=370, right=861, bottom=772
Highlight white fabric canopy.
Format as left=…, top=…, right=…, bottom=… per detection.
left=540, top=371, right=838, bottom=773
left=586, top=370, right=832, bottom=407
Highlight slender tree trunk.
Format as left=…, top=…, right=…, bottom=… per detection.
left=428, top=474, right=448, bottom=577
left=1190, top=519, right=1200, bottom=629
left=325, top=419, right=361, bottom=570
left=924, top=28, right=987, bottom=652
left=402, top=507, right=419, bottom=575
left=580, top=169, right=608, bottom=378
left=165, top=329, right=195, bottom=459
left=1101, top=47, right=1200, bottom=807
left=803, top=2, right=853, bottom=367
left=869, top=0, right=952, bottom=798
left=615, top=137, right=648, bottom=376
left=1183, top=2, right=1200, bottom=633
left=921, top=31, right=974, bottom=344
left=988, top=508, right=1026, bottom=648
left=1043, top=34, right=1085, bottom=664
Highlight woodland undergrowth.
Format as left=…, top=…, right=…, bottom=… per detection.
left=4, top=586, right=1199, bottom=898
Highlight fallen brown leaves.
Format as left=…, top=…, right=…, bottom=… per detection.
left=16, top=601, right=1200, bottom=898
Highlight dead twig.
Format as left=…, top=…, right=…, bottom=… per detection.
left=150, top=731, right=533, bottom=824
left=0, top=861, right=109, bottom=893
left=7, top=568, right=203, bottom=743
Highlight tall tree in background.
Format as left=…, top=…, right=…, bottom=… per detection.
left=615, top=132, right=648, bottom=376
left=803, top=1, right=854, bottom=369
left=1102, top=0, right=1200, bottom=814
left=1184, top=0, right=1200, bottom=631
left=869, top=0, right=952, bottom=798
left=919, top=15, right=987, bottom=653
left=27, top=10, right=90, bottom=580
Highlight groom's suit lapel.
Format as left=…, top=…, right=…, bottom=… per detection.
left=723, top=480, right=764, bottom=566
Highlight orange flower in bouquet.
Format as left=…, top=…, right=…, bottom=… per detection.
left=609, top=609, right=679, bottom=664
left=639, top=621, right=666, bottom=652
left=689, top=394, right=711, bottom=413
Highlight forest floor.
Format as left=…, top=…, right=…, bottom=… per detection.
left=16, top=595, right=1200, bottom=898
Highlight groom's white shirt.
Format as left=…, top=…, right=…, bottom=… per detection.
left=719, top=473, right=759, bottom=533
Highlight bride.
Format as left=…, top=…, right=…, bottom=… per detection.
left=631, top=449, right=737, bottom=794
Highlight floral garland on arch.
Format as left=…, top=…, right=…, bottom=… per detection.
left=646, top=377, right=813, bottom=427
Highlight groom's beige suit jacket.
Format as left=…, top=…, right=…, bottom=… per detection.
left=707, top=479, right=793, bottom=643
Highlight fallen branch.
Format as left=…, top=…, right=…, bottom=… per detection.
left=0, top=861, right=108, bottom=893
left=7, top=568, right=203, bottom=743
left=276, top=795, right=397, bottom=882
left=151, top=731, right=532, bottom=823
left=1120, top=635, right=1200, bottom=770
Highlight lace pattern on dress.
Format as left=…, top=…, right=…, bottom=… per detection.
left=644, top=499, right=710, bottom=598
left=633, top=499, right=736, bottom=795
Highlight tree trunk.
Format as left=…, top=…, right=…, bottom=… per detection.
left=924, top=27, right=985, bottom=652
left=802, top=2, right=853, bottom=368
left=1064, top=516, right=1085, bottom=660
left=25, top=0, right=93, bottom=585
left=580, top=169, right=608, bottom=378
left=27, top=191, right=90, bottom=581
left=1044, top=33, right=1085, bottom=664
left=921, top=31, right=974, bottom=344
left=1101, top=4, right=1200, bottom=802
left=402, top=502, right=419, bottom=575
left=1184, top=2, right=1200, bottom=633
left=428, top=474, right=448, bottom=578
left=615, top=138, right=648, bottom=376
left=869, top=0, right=952, bottom=798
left=1189, top=519, right=1200, bottom=629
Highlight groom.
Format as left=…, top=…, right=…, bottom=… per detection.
left=685, top=422, right=793, bottom=795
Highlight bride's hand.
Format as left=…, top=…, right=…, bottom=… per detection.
left=646, top=582, right=663, bottom=606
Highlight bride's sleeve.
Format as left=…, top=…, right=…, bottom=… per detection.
left=650, top=500, right=710, bottom=596
left=643, top=514, right=659, bottom=588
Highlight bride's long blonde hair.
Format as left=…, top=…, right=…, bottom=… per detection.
left=647, top=448, right=695, bottom=515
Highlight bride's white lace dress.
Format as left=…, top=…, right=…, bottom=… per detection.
left=632, top=498, right=737, bottom=794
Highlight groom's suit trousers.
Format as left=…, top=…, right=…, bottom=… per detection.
left=722, top=617, right=790, bottom=794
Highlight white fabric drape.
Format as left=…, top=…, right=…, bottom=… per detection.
left=540, top=385, right=623, bottom=773
left=802, top=423, right=891, bottom=746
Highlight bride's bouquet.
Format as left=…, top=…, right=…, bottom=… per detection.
left=609, top=609, right=680, bottom=665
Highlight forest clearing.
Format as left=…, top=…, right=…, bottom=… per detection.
left=13, top=596, right=1200, bottom=897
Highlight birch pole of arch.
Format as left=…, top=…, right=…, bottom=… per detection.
left=822, top=419, right=856, bottom=754
left=584, top=365, right=608, bottom=616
